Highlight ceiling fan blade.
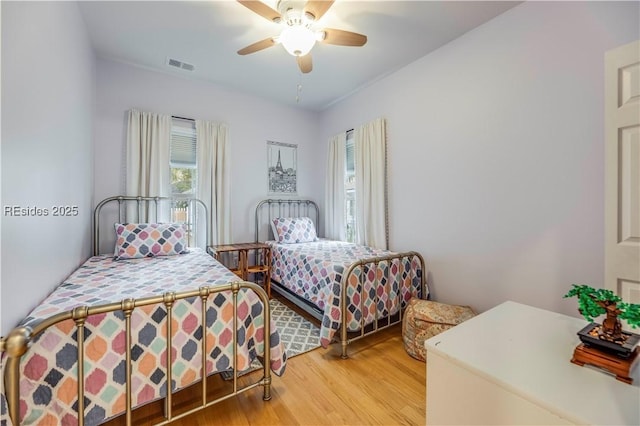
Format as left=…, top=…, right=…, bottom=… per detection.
left=320, top=28, right=367, bottom=47
left=237, top=1, right=281, bottom=23
left=297, top=54, right=313, bottom=74
left=304, top=0, right=334, bottom=21
left=237, top=37, right=277, bottom=55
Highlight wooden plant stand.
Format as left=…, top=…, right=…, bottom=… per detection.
left=571, top=343, right=639, bottom=384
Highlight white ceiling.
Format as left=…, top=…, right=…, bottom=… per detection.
left=78, top=1, right=521, bottom=111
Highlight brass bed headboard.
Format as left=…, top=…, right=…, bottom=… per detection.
left=254, top=198, right=320, bottom=242
left=93, top=196, right=209, bottom=255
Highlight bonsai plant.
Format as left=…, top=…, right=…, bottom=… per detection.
left=564, top=284, right=640, bottom=344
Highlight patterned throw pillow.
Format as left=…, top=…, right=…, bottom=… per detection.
left=114, top=223, right=189, bottom=260
left=272, top=217, right=318, bottom=244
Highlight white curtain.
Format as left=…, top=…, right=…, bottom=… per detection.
left=324, top=132, right=346, bottom=240
left=196, top=120, right=230, bottom=247
left=125, top=109, right=171, bottom=222
left=354, top=117, right=388, bottom=249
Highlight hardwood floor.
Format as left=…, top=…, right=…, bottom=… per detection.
left=104, top=297, right=426, bottom=425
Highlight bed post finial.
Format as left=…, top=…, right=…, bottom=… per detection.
left=4, top=326, right=33, bottom=425
left=3, top=326, right=32, bottom=359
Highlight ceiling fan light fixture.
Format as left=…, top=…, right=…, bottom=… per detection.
left=280, top=25, right=316, bottom=56
left=236, top=0, right=366, bottom=72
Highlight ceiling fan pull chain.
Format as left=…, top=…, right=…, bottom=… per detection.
left=296, top=81, right=303, bottom=104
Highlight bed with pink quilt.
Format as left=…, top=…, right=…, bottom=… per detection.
left=1, top=196, right=286, bottom=426
left=255, top=199, right=428, bottom=358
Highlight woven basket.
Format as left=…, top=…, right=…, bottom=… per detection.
left=402, top=298, right=475, bottom=362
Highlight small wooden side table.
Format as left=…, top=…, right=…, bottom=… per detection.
left=209, top=242, right=272, bottom=298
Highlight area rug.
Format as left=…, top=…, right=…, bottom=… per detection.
left=221, top=298, right=321, bottom=379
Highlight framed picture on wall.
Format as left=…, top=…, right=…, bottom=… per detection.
left=267, top=141, right=297, bottom=195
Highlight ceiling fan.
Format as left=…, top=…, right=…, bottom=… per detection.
left=236, top=0, right=367, bottom=73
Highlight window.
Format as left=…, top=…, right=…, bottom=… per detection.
left=170, top=118, right=197, bottom=227
left=345, top=130, right=356, bottom=243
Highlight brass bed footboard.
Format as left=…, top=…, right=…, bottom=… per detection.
left=1, top=281, right=272, bottom=426
left=339, top=251, right=426, bottom=359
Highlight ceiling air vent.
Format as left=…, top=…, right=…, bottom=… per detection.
left=166, top=57, right=195, bottom=72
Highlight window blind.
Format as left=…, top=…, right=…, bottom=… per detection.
left=170, top=119, right=196, bottom=168
left=346, top=131, right=355, bottom=175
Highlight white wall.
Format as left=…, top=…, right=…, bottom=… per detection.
left=1, top=1, right=95, bottom=335
left=93, top=58, right=323, bottom=252
left=320, top=1, right=640, bottom=317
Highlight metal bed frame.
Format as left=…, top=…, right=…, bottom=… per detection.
left=255, top=198, right=427, bottom=358
left=94, top=196, right=205, bottom=256
left=1, top=196, right=273, bottom=426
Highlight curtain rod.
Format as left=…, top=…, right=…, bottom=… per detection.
left=172, top=115, right=195, bottom=122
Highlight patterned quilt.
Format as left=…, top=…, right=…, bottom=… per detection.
left=0, top=248, right=286, bottom=426
left=268, top=240, right=425, bottom=347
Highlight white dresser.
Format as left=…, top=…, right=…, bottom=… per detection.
left=425, top=301, right=640, bottom=425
